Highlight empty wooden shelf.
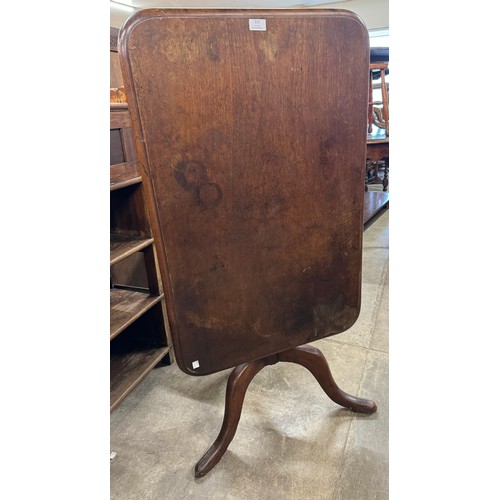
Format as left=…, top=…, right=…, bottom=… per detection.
left=110, top=234, right=154, bottom=266
left=109, top=27, right=173, bottom=411
left=111, top=340, right=170, bottom=411
left=110, top=160, right=141, bottom=191
left=110, top=288, right=164, bottom=340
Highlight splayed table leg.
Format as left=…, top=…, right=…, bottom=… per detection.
left=194, top=344, right=376, bottom=478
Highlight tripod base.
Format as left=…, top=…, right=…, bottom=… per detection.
left=194, top=344, right=377, bottom=478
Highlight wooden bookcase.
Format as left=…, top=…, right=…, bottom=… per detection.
left=110, top=28, right=173, bottom=412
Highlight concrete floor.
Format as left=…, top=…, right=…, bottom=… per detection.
left=110, top=209, right=389, bottom=500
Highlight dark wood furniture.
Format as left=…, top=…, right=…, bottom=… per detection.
left=366, top=137, right=389, bottom=192
left=364, top=136, right=389, bottom=225
left=195, top=344, right=376, bottom=477
left=119, top=8, right=377, bottom=475
left=365, top=49, right=389, bottom=218
left=110, top=32, right=173, bottom=412
left=363, top=191, right=389, bottom=226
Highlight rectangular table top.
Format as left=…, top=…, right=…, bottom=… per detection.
left=119, top=9, right=370, bottom=375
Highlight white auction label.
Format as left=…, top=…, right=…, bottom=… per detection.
left=249, top=19, right=266, bottom=31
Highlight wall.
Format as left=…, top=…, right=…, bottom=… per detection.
left=310, top=0, right=388, bottom=29
left=110, top=0, right=388, bottom=30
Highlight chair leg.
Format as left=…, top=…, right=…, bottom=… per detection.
left=380, top=69, right=389, bottom=137
left=368, top=69, right=374, bottom=133
left=382, top=155, right=389, bottom=192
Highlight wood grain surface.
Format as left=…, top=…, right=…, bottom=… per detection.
left=119, top=9, right=370, bottom=375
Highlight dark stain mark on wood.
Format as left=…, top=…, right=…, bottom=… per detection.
left=174, top=159, right=222, bottom=210
left=197, top=182, right=223, bottom=210
left=174, top=160, right=208, bottom=191
left=207, top=35, right=220, bottom=62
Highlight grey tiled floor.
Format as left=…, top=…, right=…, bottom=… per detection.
left=111, top=210, right=389, bottom=500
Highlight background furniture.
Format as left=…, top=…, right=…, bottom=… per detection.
left=368, top=63, right=389, bottom=136
left=363, top=189, right=389, bottom=227
left=364, top=46, right=389, bottom=223
left=119, top=8, right=376, bottom=475
left=110, top=29, right=173, bottom=412
left=368, top=47, right=389, bottom=136
left=366, top=137, right=389, bottom=192
left=364, top=137, right=389, bottom=224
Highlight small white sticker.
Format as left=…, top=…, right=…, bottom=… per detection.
left=249, top=19, right=266, bottom=31
left=192, top=360, right=200, bottom=369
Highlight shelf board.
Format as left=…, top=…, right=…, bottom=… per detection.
left=110, top=161, right=141, bottom=191
left=110, top=108, right=131, bottom=129
left=110, top=345, right=170, bottom=411
left=110, top=102, right=128, bottom=109
left=110, top=235, right=154, bottom=266
left=110, top=288, right=164, bottom=340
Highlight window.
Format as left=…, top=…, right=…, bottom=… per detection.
left=369, top=28, right=389, bottom=49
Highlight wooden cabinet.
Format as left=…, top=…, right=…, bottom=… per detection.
left=110, top=30, right=173, bottom=412
left=110, top=103, right=173, bottom=412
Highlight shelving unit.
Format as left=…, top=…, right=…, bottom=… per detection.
left=110, top=28, right=173, bottom=412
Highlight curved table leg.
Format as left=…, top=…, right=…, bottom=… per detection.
left=194, top=344, right=377, bottom=477
left=195, top=356, right=275, bottom=478
left=279, top=344, right=377, bottom=413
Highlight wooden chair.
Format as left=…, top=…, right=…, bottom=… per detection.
left=368, top=62, right=389, bottom=136
left=366, top=48, right=389, bottom=195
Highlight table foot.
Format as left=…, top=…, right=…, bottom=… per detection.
left=279, top=344, right=377, bottom=413
left=194, top=344, right=376, bottom=477
left=195, top=355, right=276, bottom=478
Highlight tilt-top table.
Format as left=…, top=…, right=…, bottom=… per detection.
left=119, top=8, right=377, bottom=477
